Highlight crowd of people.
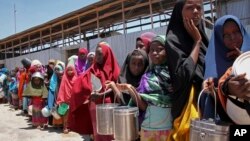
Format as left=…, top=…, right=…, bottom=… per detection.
left=0, top=0, right=250, bottom=141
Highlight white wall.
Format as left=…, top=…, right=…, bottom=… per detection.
left=4, top=25, right=216, bottom=70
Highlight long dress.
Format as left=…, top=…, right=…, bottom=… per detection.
left=69, top=42, right=120, bottom=141
left=165, top=1, right=208, bottom=141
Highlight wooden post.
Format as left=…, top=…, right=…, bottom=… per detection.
left=78, top=16, right=81, bottom=43
left=62, top=24, right=65, bottom=47
left=149, top=0, right=154, bottom=29
left=122, top=0, right=126, bottom=34
left=97, top=10, right=100, bottom=38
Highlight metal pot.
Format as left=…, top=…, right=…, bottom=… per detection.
left=96, top=103, right=119, bottom=135
left=51, top=107, right=61, bottom=120
left=113, top=106, right=139, bottom=141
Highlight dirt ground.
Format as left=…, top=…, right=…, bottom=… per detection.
left=0, top=103, right=90, bottom=141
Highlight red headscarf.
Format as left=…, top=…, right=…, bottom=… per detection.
left=56, top=65, right=77, bottom=105
left=70, top=42, right=120, bottom=111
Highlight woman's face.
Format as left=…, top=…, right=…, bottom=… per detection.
left=35, top=64, right=42, bottom=71
left=136, top=40, right=146, bottom=50
left=182, top=0, right=203, bottom=26
left=79, top=52, right=87, bottom=60
left=54, top=67, right=64, bottom=79
left=87, top=55, right=95, bottom=65
left=149, top=42, right=167, bottom=65
left=223, top=20, right=243, bottom=50
left=129, top=55, right=145, bottom=76
left=67, top=67, right=75, bottom=77
left=95, top=46, right=104, bottom=65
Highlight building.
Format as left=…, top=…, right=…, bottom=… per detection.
left=0, top=0, right=215, bottom=69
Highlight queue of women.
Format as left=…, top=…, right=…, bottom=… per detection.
left=0, top=0, right=250, bottom=140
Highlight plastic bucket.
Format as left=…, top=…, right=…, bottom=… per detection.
left=96, top=103, right=119, bottom=135
left=58, top=103, right=69, bottom=116
left=51, top=107, right=61, bottom=120
left=113, top=106, right=139, bottom=141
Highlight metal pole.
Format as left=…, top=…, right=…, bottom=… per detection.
left=14, top=4, right=17, bottom=34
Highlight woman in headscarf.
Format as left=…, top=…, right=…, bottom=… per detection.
left=18, top=58, right=32, bottom=113
left=46, top=61, right=65, bottom=127
left=136, top=32, right=156, bottom=54
left=118, top=49, right=149, bottom=104
left=56, top=57, right=77, bottom=134
left=165, top=0, right=208, bottom=140
left=44, top=59, right=56, bottom=90
left=30, top=59, right=45, bottom=74
left=75, top=48, right=88, bottom=75
left=23, top=72, right=48, bottom=129
left=204, top=15, right=250, bottom=124
left=69, top=42, right=120, bottom=141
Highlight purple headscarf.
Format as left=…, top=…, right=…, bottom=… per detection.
left=75, top=48, right=88, bottom=75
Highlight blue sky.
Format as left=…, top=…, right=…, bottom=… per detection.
left=0, top=0, right=99, bottom=39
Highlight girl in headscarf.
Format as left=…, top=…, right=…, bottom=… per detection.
left=106, top=35, right=173, bottom=141
left=165, top=0, right=208, bottom=140
left=56, top=58, right=77, bottom=134
left=118, top=49, right=149, bottom=104
left=75, top=48, right=88, bottom=75
left=23, top=72, right=48, bottom=129
left=8, top=74, right=18, bottom=109
left=69, top=42, right=120, bottom=141
left=46, top=61, right=65, bottom=127
left=204, top=15, right=250, bottom=124
left=86, top=52, right=95, bottom=70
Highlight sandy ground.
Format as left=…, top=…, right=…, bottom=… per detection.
left=0, top=103, right=90, bottom=141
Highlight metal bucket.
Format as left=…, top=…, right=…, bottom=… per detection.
left=113, top=106, right=139, bottom=141
left=96, top=103, right=119, bottom=135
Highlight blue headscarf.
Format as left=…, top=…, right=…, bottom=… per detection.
left=9, top=77, right=17, bottom=93
left=205, top=15, right=250, bottom=81
left=0, top=68, right=9, bottom=75
left=47, top=61, right=65, bottom=110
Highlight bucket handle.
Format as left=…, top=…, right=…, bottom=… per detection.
left=117, top=84, right=139, bottom=108
left=101, top=88, right=125, bottom=105
left=197, top=88, right=217, bottom=120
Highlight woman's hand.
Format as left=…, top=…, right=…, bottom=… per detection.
left=183, top=17, right=201, bottom=43
left=227, top=73, right=250, bottom=100
left=105, top=81, right=116, bottom=90
left=90, top=90, right=103, bottom=101
left=203, top=77, right=215, bottom=93
left=226, top=47, right=242, bottom=60
left=105, top=81, right=125, bottom=104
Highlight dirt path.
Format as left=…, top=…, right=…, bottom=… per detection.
left=0, top=103, right=89, bottom=141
